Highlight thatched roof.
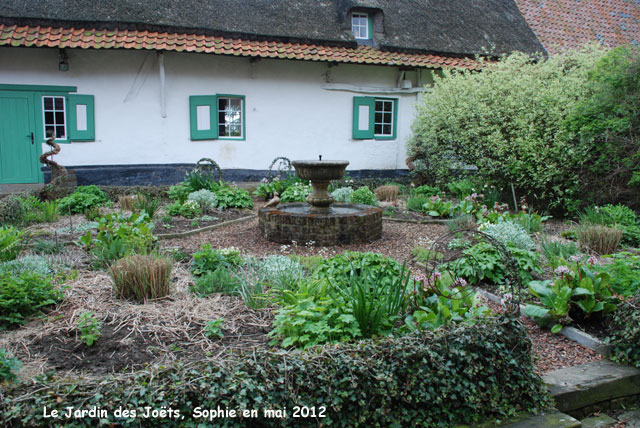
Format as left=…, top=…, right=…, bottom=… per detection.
left=0, top=0, right=544, bottom=57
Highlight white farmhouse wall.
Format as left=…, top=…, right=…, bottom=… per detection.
left=0, top=47, right=421, bottom=171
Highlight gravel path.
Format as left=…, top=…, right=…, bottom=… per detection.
left=163, top=217, right=606, bottom=374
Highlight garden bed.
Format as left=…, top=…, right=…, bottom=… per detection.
left=153, top=208, right=253, bottom=234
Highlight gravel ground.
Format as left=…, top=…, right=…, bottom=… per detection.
left=164, top=216, right=605, bottom=374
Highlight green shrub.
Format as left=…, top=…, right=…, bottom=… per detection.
left=167, top=200, right=202, bottom=218
left=314, top=251, right=402, bottom=287
left=607, top=290, right=640, bottom=368
left=330, top=187, right=354, bottom=203
left=406, top=195, right=429, bottom=212
left=0, top=271, right=63, bottom=328
left=408, top=47, right=607, bottom=213
left=0, top=226, right=25, bottom=262
left=1, top=317, right=551, bottom=427
left=0, top=194, right=25, bottom=225
left=57, top=185, right=109, bottom=214
left=598, top=252, right=640, bottom=296
left=134, top=194, right=161, bottom=220
left=349, top=186, right=378, bottom=206
left=109, top=254, right=173, bottom=302
left=167, top=183, right=192, bottom=203
left=480, top=221, right=535, bottom=250
left=423, top=195, right=454, bottom=217
left=76, top=311, right=102, bottom=347
left=507, top=212, right=550, bottom=234
left=280, top=182, right=312, bottom=203
left=540, top=237, right=581, bottom=268
left=214, top=186, right=253, bottom=209
left=18, top=195, right=59, bottom=224
left=0, top=348, right=21, bottom=384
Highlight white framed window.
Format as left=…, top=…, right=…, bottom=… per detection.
left=42, top=96, right=67, bottom=139
left=374, top=99, right=394, bottom=137
left=351, top=13, right=369, bottom=39
left=217, top=97, right=243, bottom=138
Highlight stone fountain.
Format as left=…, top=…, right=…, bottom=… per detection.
left=258, top=158, right=383, bottom=246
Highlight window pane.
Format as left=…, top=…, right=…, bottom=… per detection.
left=229, top=125, right=241, bottom=137
left=45, top=111, right=54, bottom=124
left=383, top=102, right=392, bottom=112
left=54, top=97, right=64, bottom=110
left=55, top=126, right=65, bottom=138
left=383, top=125, right=391, bottom=135
left=43, top=97, right=53, bottom=110
left=218, top=98, right=228, bottom=110
left=45, top=126, right=55, bottom=137
left=375, top=112, right=382, bottom=123
left=55, top=111, right=65, bottom=124
left=383, top=112, right=392, bottom=123
left=374, top=124, right=382, bottom=135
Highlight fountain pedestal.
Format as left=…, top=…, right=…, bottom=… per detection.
left=258, top=159, right=383, bottom=246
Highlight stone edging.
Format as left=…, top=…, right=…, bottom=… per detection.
left=383, top=216, right=451, bottom=225
left=156, top=214, right=257, bottom=239
left=476, top=288, right=612, bottom=355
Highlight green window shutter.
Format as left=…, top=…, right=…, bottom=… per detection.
left=68, top=94, right=95, bottom=141
left=352, top=96, right=375, bottom=139
left=190, top=95, right=218, bottom=140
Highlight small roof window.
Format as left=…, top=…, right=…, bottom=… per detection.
left=351, top=12, right=370, bottom=40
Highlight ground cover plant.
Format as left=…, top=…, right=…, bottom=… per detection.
left=0, top=270, right=63, bottom=328
left=57, top=185, right=110, bottom=214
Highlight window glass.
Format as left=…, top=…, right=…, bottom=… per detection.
left=352, top=13, right=369, bottom=39
left=42, top=96, right=66, bottom=139
left=218, top=97, right=243, bottom=138
left=374, top=100, right=393, bottom=136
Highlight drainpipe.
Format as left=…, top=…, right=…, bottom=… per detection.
left=158, top=51, right=167, bottom=118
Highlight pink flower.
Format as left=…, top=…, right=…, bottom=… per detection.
left=569, top=255, right=581, bottom=263
left=554, top=266, right=571, bottom=277
left=587, top=256, right=598, bottom=267
left=453, top=277, right=468, bottom=287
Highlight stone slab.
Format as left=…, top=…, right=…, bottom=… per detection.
left=544, top=360, right=640, bottom=413
left=618, top=410, right=640, bottom=428
left=496, top=410, right=580, bottom=428
left=580, top=414, right=618, bottom=428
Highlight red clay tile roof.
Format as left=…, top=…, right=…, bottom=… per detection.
left=516, top=0, right=640, bottom=55
left=0, top=24, right=480, bottom=70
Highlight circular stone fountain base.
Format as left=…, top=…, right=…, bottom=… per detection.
left=259, top=203, right=383, bottom=246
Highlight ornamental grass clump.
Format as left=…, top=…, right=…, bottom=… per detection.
left=576, top=224, right=622, bottom=254
left=109, top=254, right=173, bottom=302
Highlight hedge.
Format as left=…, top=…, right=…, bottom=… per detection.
left=1, top=317, right=550, bottom=427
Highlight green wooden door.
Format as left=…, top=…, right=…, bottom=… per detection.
left=0, top=94, right=39, bottom=183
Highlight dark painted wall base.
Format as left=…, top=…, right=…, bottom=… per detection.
left=42, top=164, right=410, bottom=186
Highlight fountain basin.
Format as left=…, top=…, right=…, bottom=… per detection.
left=259, top=203, right=383, bottom=246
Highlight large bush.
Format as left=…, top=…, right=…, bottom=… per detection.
left=408, top=47, right=607, bottom=213
left=1, top=317, right=550, bottom=427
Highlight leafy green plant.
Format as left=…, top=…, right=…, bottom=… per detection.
left=167, top=200, right=201, bottom=219
left=329, top=263, right=412, bottom=338
left=203, top=318, right=224, bottom=339
left=0, top=226, right=26, bottom=262
left=269, top=296, right=360, bottom=348
left=314, top=251, right=403, bottom=288
left=80, top=212, right=155, bottom=267
left=0, top=270, right=63, bottom=328
left=598, top=252, right=640, bottom=296
left=411, top=246, right=443, bottom=264
left=330, top=187, right=354, bottom=203
left=0, top=255, right=52, bottom=276
left=0, top=348, right=21, bottom=384
left=191, top=244, right=243, bottom=276
left=109, top=254, right=173, bottom=302
left=236, top=259, right=268, bottom=310
left=423, top=195, right=453, bottom=217
left=526, top=259, right=618, bottom=332
left=448, top=214, right=476, bottom=232
left=406, top=195, right=429, bottom=212
left=257, top=255, right=305, bottom=291
left=57, top=185, right=109, bottom=214
left=540, top=237, right=580, bottom=268
left=0, top=194, right=26, bottom=225
left=167, top=183, right=193, bottom=204
left=134, top=194, right=161, bottom=220
left=214, top=186, right=253, bottom=209
left=507, top=212, right=550, bottom=234
left=579, top=204, right=639, bottom=246
left=447, top=178, right=476, bottom=200
left=76, top=311, right=101, bottom=346
left=411, top=185, right=441, bottom=197
left=280, top=182, right=312, bottom=203
left=406, top=272, right=489, bottom=331
left=191, top=267, right=241, bottom=296
left=349, top=186, right=378, bottom=206
left=480, top=220, right=535, bottom=250
left=32, top=238, right=61, bottom=255
left=18, top=195, right=59, bottom=224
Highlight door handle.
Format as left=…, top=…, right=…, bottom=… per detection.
left=30, top=132, right=34, bottom=145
